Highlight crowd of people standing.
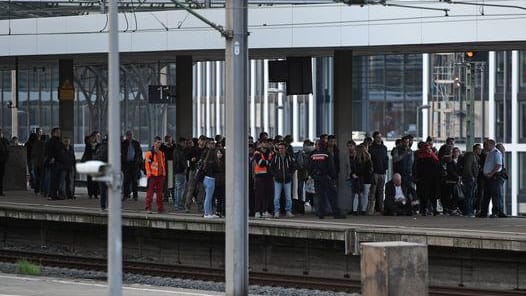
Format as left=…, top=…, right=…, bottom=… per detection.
left=9, top=126, right=509, bottom=219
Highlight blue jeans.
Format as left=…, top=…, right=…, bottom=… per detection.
left=173, top=173, right=186, bottom=209
left=462, top=178, right=475, bottom=216
left=203, top=176, right=216, bottom=216
left=274, top=181, right=292, bottom=213
left=481, top=176, right=504, bottom=216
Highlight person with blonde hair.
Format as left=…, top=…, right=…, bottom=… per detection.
left=351, top=144, right=373, bottom=215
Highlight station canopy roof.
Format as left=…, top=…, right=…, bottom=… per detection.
left=0, top=0, right=344, bottom=20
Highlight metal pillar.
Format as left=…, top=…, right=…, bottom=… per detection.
left=465, top=63, right=475, bottom=152
left=107, top=0, right=122, bottom=295
left=225, top=0, right=248, bottom=294
left=10, top=58, right=18, bottom=138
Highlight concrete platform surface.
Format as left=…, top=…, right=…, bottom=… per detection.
left=1, top=190, right=525, bottom=253
left=0, top=273, right=223, bottom=296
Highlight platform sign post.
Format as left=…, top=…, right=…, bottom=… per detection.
left=225, top=0, right=249, bottom=294
left=107, top=0, right=123, bottom=296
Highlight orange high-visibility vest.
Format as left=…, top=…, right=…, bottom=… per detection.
left=145, top=150, right=166, bottom=177
left=254, top=151, right=272, bottom=175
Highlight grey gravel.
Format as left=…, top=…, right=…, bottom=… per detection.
left=0, top=261, right=359, bottom=296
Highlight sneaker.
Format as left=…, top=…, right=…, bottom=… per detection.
left=262, top=212, right=271, bottom=218
left=211, top=214, right=220, bottom=218
left=286, top=211, right=294, bottom=218
left=304, top=202, right=311, bottom=207
left=146, top=209, right=152, bottom=214
left=254, top=212, right=262, bottom=218
left=274, top=212, right=280, bottom=219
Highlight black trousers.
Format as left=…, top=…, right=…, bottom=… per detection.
left=313, top=175, right=341, bottom=218
left=99, top=182, right=108, bottom=210
left=384, top=198, right=412, bottom=216
left=123, top=162, right=140, bottom=197
left=49, top=164, right=63, bottom=199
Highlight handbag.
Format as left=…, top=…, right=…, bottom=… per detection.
left=454, top=182, right=465, bottom=201
left=305, top=178, right=316, bottom=194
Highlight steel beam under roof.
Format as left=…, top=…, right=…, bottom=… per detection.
left=0, top=0, right=336, bottom=20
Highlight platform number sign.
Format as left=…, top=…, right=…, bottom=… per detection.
left=148, top=85, right=176, bottom=104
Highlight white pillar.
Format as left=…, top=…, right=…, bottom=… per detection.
left=488, top=51, right=496, bottom=139
left=216, top=61, right=222, bottom=136
left=263, top=60, right=269, bottom=134
left=292, top=95, right=299, bottom=142
left=205, top=61, right=211, bottom=137
left=278, top=82, right=284, bottom=136
left=196, top=63, right=202, bottom=136
left=309, top=57, right=316, bottom=140
left=511, top=51, right=519, bottom=216
left=422, top=53, right=429, bottom=140
left=250, top=60, right=256, bottom=139
left=193, top=64, right=197, bottom=137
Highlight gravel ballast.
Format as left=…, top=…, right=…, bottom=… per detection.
left=0, top=262, right=359, bottom=296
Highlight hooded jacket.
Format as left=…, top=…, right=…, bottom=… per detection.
left=270, top=153, right=297, bottom=183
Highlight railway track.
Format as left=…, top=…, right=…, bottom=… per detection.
left=0, top=249, right=523, bottom=296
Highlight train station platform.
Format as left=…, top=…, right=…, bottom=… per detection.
left=0, top=189, right=525, bottom=254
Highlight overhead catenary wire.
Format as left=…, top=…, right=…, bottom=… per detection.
left=2, top=1, right=526, bottom=36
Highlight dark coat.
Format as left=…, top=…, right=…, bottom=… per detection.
left=306, top=148, right=336, bottom=180
left=121, top=139, right=142, bottom=166
left=0, top=136, right=9, bottom=163
left=383, top=180, right=415, bottom=216
left=459, top=152, right=479, bottom=180
left=172, top=144, right=187, bottom=174
left=446, top=159, right=462, bottom=183
left=369, top=142, right=389, bottom=174
left=355, top=158, right=374, bottom=185
left=45, top=136, right=66, bottom=166
left=63, top=145, right=76, bottom=169
left=30, top=138, right=45, bottom=168
left=270, top=153, right=297, bottom=183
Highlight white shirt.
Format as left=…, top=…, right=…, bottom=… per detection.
left=394, top=185, right=406, bottom=204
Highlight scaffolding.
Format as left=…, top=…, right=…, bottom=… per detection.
left=430, top=53, right=464, bottom=141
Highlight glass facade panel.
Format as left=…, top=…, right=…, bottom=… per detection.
left=519, top=51, right=526, bottom=143
left=495, top=51, right=512, bottom=143
left=352, top=54, right=422, bottom=139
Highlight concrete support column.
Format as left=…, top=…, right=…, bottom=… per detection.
left=176, top=56, right=193, bottom=139
left=58, top=59, right=75, bottom=140
left=333, top=50, right=353, bottom=210
left=361, top=242, right=428, bottom=296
